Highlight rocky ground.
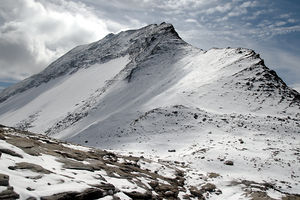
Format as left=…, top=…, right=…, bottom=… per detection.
left=0, top=125, right=299, bottom=200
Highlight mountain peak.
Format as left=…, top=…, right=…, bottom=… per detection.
left=0, top=23, right=187, bottom=103
left=135, top=22, right=177, bottom=35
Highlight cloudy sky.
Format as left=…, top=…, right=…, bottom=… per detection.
left=0, top=0, right=300, bottom=91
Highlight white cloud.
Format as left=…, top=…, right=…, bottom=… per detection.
left=288, top=18, right=296, bottom=23
left=240, top=1, right=257, bottom=8
left=0, top=0, right=111, bottom=81
left=205, top=3, right=232, bottom=14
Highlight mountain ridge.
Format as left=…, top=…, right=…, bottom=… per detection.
left=0, top=23, right=185, bottom=104
left=0, top=23, right=299, bottom=199
left=0, top=23, right=299, bottom=137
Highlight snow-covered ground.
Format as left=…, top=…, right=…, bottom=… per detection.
left=0, top=23, right=299, bottom=199
left=0, top=124, right=299, bottom=199
left=0, top=126, right=191, bottom=199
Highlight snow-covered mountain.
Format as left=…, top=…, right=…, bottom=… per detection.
left=0, top=23, right=300, bottom=199
left=0, top=22, right=298, bottom=139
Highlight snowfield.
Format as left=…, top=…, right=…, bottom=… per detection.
left=0, top=125, right=299, bottom=199
left=0, top=23, right=299, bottom=199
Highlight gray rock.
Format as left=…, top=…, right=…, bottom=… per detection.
left=0, top=149, right=23, bottom=158
left=0, top=186, right=19, bottom=200
left=0, top=174, right=9, bottom=186
left=8, top=162, right=52, bottom=174
left=74, top=188, right=104, bottom=200
left=224, top=160, right=234, bottom=166
left=0, top=133, right=5, bottom=140
left=168, top=149, right=176, bottom=152
left=201, top=183, right=216, bottom=192
left=26, top=197, right=37, bottom=200
left=189, top=186, right=204, bottom=199
left=59, top=159, right=94, bottom=172
left=41, top=188, right=104, bottom=200
left=40, top=191, right=78, bottom=200
left=123, top=191, right=152, bottom=199
left=91, top=183, right=115, bottom=192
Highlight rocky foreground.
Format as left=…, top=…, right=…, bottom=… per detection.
left=0, top=125, right=299, bottom=200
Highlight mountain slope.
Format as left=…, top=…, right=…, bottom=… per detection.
left=0, top=23, right=300, bottom=199
left=0, top=23, right=299, bottom=138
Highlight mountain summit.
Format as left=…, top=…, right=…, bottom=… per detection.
left=0, top=22, right=183, bottom=104
left=0, top=23, right=299, bottom=198
left=0, top=23, right=299, bottom=138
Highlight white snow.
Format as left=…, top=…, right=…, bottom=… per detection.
left=0, top=23, right=299, bottom=199
left=61, top=143, right=92, bottom=152
left=101, top=175, right=147, bottom=193
left=0, top=55, right=130, bottom=133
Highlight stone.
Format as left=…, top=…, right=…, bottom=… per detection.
left=215, top=189, right=222, bottom=195
left=157, top=184, right=173, bottom=192
left=224, top=160, right=234, bottom=165
left=189, top=186, right=204, bottom=199
left=123, top=191, right=152, bottom=199
left=149, top=181, right=159, bottom=189
left=168, top=149, right=176, bottom=152
left=26, top=187, right=35, bottom=191
left=8, top=162, right=52, bottom=174
left=59, top=159, right=94, bottom=172
left=0, top=149, right=23, bottom=158
left=0, top=186, right=19, bottom=200
left=207, top=172, right=220, bottom=178
left=41, top=191, right=78, bottom=200
left=0, top=173, right=9, bottom=186
left=41, top=188, right=104, bottom=200
left=92, top=183, right=115, bottom=192
left=201, top=183, right=216, bottom=192
left=164, top=191, right=174, bottom=197
left=75, top=188, right=104, bottom=200
left=26, top=197, right=37, bottom=200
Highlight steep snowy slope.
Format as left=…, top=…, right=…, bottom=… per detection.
left=0, top=23, right=186, bottom=133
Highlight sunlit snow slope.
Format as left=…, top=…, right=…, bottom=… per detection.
left=0, top=23, right=299, bottom=140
